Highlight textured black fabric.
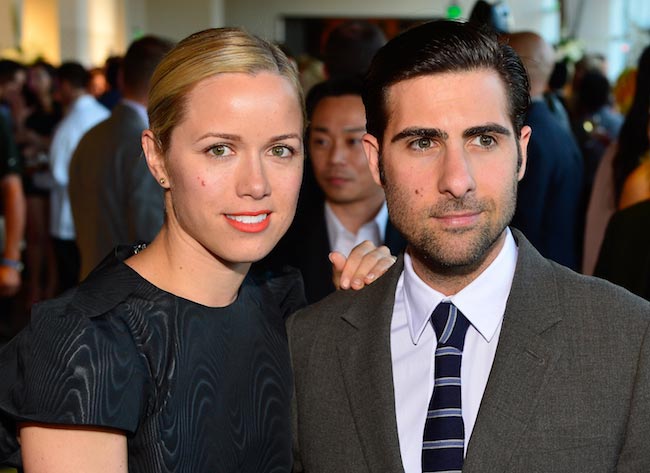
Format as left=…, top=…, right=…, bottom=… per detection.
left=0, top=245, right=305, bottom=472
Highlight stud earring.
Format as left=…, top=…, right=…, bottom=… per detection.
left=159, top=177, right=166, bottom=185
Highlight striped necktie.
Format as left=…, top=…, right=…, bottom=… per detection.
left=422, top=302, right=470, bottom=473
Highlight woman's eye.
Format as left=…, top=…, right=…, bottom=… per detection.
left=208, top=144, right=233, bottom=157
left=270, top=145, right=293, bottom=158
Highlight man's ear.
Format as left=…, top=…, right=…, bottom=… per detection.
left=362, top=133, right=382, bottom=187
left=142, top=129, right=169, bottom=188
left=517, top=125, right=532, bottom=181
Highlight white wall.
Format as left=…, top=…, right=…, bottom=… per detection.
left=224, top=0, right=560, bottom=45
left=142, top=0, right=224, bottom=41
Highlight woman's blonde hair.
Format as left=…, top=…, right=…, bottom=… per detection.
left=148, top=27, right=304, bottom=154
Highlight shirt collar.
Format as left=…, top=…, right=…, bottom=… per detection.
left=324, top=201, right=388, bottom=246
left=403, top=227, right=518, bottom=344
left=70, top=94, right=97, bottom=112
left=121, top=99, right=149, bottom=127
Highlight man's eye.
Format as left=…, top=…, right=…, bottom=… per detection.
left=477, top=135, right=496, bottom=147
left=311, top=137, right=329, bottom=148
left=411, top=137, right=432, bottom=150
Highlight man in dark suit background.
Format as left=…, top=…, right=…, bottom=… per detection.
left=263, top=78, right=405, bottom=303
left=507, top=32, right=584, bottom=270
left=288, top=20, right=650, bottom=472
left=69, top=36, right=173, bottom=279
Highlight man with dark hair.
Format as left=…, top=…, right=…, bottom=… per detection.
left=507, top=31, right=583, bottom=271
left=48, top=61, right=109, bottom=291
left=323, top=20, right=386, bottom=79
left=262, top=77, right=404, bottom=302
left=288, top=20, right=650, bottom=472
left=98, top=55, right=123, bottom=110
left=69, top=36, right=173, bottom=279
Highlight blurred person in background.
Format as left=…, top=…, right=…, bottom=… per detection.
left=0, top=60, right=27, bottom=328
left=468, top=0, right=513, bottom=34
left=87, top=67, right=107, bottom=98
left=508, top=31, right=583, bottom=270
left=583, top=45, right=650, bottom=274
left=70, top=36, right=174, bottom=280
left=571, top=69, right=623, bottom=245
left=98, top=55, right=123, bottom=110
left=322, top=20, right=386, bottom=79
left=17, top=60, right=62, bottom=307
left=47, top=62, right=109, bottom=293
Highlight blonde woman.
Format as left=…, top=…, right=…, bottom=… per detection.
left=0, top=28, right=392, bottom=472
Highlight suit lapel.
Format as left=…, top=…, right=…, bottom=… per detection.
left=336, top=258, right=405, bottom=472
left=464, top=229, right=563, bottom=472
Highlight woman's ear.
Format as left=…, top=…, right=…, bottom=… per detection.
left=142, top=129, right=169, bottom=189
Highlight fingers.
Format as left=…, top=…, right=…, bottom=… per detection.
left=329, top=251, right=347, bottom=290
left=331, top=241, right=397, bottom=291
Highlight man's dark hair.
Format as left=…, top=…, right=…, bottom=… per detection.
left=306, top=76, right=364, bottom=121
left=363, top=19, right=529, bottom=144
left=575, top=70, right=612, bottom=114
left=57, top=62, right=90, bottom=89
left=122, top=36, right=174, bottom=95
left=323, top=21, right=387, bottom=79
left=0, top=59, right=25, bottom=86
left=103, top=56, right=122, bottom=89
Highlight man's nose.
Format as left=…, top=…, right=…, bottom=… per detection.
left=437, top=145, right=476, bottom=199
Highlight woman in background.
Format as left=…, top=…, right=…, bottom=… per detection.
left=0, top=27, right=391, bottom=472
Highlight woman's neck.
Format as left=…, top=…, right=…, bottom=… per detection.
left=125, top=227, right=250, bottom=308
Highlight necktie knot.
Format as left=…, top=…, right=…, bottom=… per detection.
left=431, top=302, right=470, bottom=351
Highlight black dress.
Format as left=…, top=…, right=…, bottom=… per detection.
left=0, top=245, right=305, bottom=472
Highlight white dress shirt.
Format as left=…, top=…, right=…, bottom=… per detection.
left=324, top=201, right=388, bottom=256
left=391, top=228, right=518, bottom=473
left=49, top=95, right=110, bottom=239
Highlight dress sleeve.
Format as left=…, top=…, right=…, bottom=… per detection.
left=0, top=296, right=150, bottom=466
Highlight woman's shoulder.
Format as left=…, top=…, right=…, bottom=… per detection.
left=619, top=157, right=650, bottom=210
left=0, top=246, right=154, bottom=448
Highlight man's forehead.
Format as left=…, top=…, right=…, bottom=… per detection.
left=383, top=69, right=512, bottom=131
left=386, top=68, right=505, bottom=100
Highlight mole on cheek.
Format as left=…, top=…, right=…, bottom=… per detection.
left=415, top=189, right=420, bottom=196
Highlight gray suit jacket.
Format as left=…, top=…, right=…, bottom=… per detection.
left=69, top=102, right=163, bottom=278
left=287, top=229, right=650, bottom=472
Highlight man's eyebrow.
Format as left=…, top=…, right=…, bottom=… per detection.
left=463, top=124, right=511, bottom=138
left=391, top=127, right=448, bottom=143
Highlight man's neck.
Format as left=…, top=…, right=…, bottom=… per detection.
left=409, top=230, right=508, bottom=296
left=326, top=195, right=385, bottom=234
left=122, top=91, right=147, bottom=107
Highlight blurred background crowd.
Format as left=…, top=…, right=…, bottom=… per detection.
left=1, top=0, right=650, bottom=343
